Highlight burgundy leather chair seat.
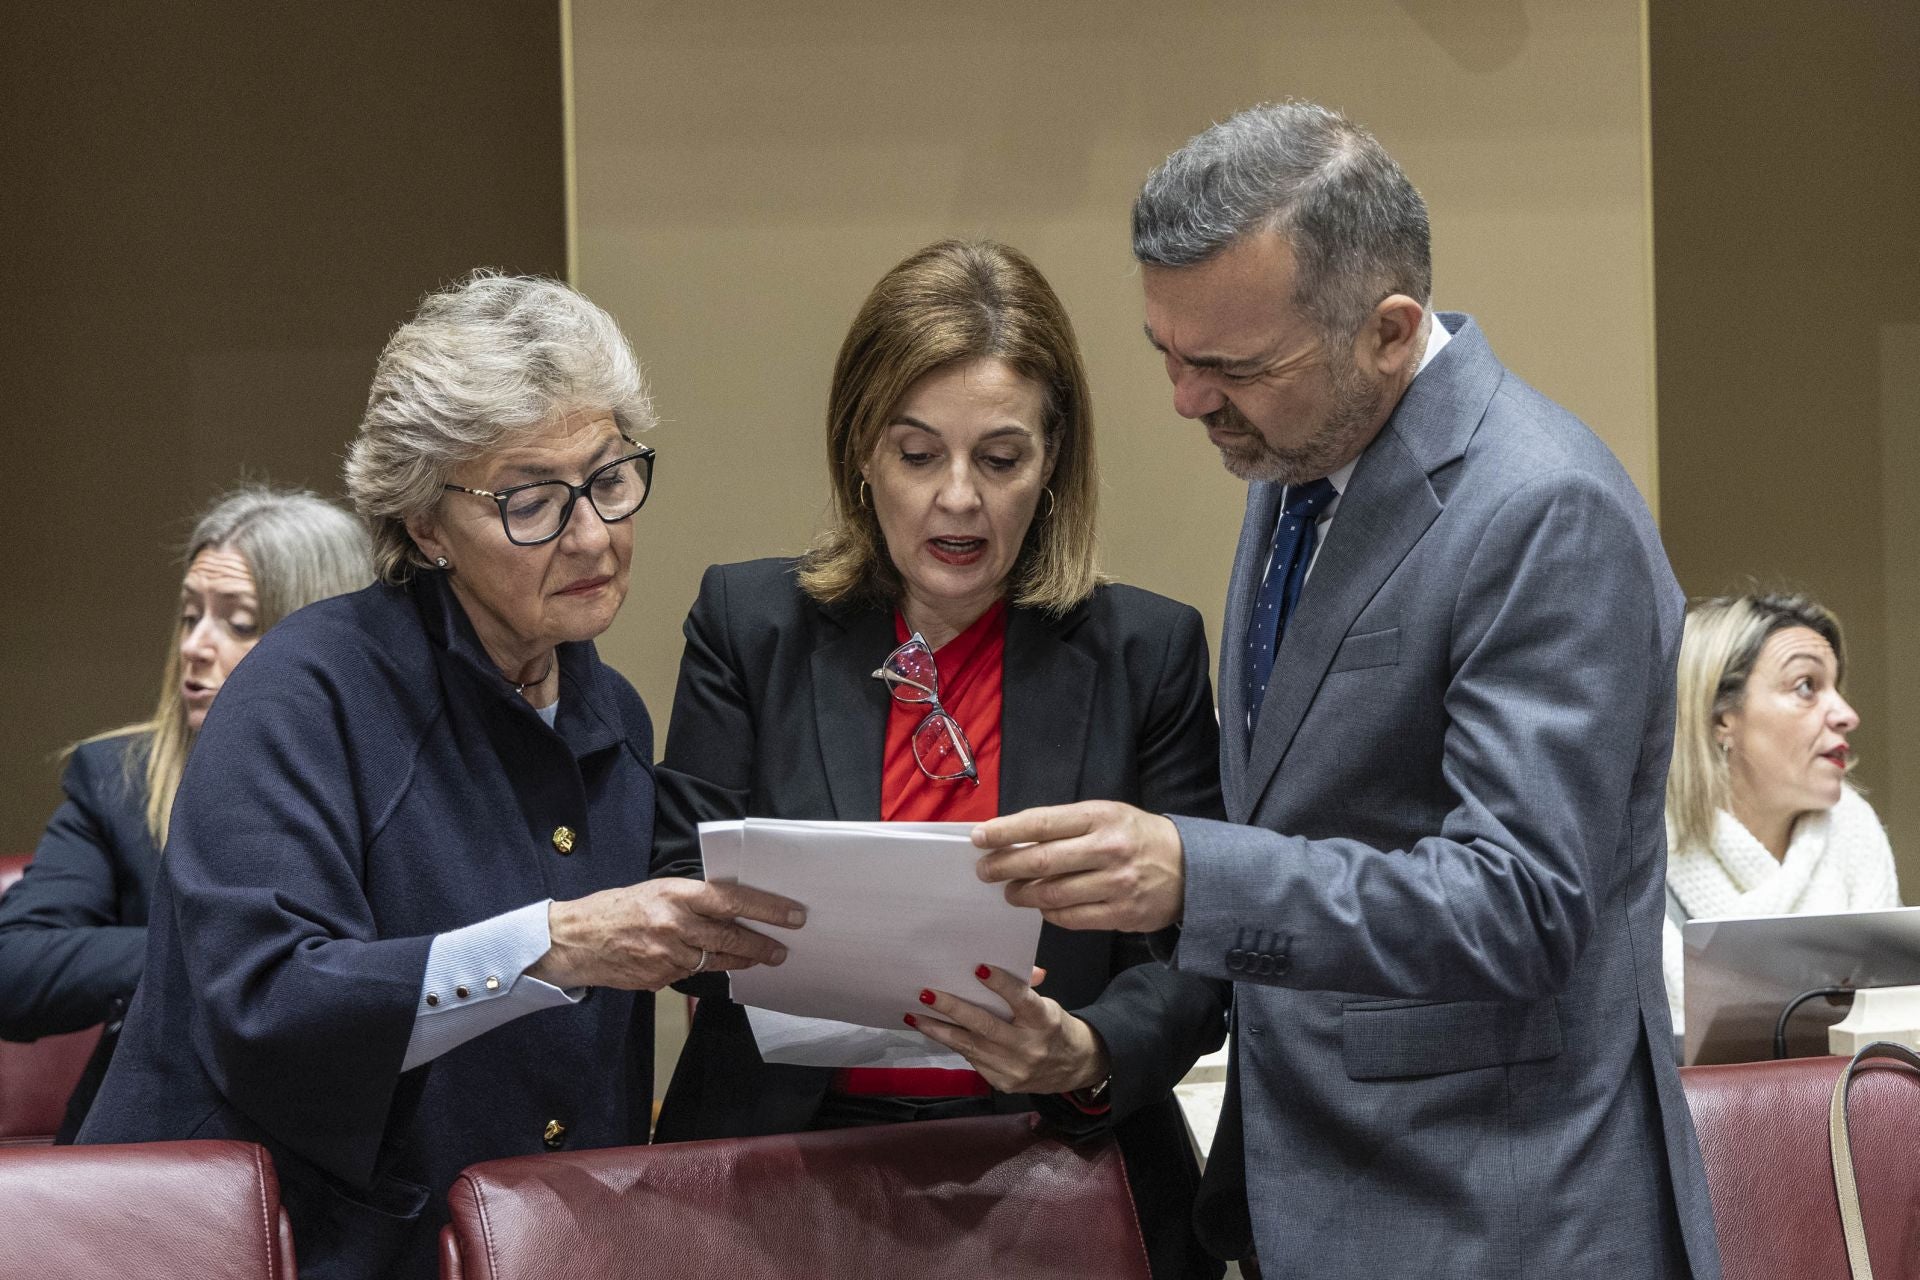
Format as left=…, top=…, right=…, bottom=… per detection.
left=0, top=852, right=105, bottom=1145
left=0, top=1139, right=296, bottom=1278
left=440, top=1112, right=1151, bottom=1280
left=1681, top=1053, right=1920, bottom=1279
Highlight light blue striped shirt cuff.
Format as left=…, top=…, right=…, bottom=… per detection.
left=401, top=899, right=582, bottom=1071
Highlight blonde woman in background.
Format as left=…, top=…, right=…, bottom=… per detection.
left=1662, top=592, right=1901, bottom=1030
left=0, top=485, right=372, bottom=1136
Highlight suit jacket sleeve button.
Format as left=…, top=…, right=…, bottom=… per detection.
left=551, top=826, right=576, bottom=855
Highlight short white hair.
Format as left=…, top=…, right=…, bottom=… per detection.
left=344, top=270, right=656, bottom=583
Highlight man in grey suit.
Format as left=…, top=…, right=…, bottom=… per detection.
left=974, top=102, right=1721, bottom=1278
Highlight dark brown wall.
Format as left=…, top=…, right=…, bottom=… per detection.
left=1, top=4, right=567, bottom=848
left=1652, top=1, right=1920, bottom=887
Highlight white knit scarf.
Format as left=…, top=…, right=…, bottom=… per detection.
left=1662, top=786, right=1901, bottom=1030
left=1667, top=785, right=1896, bottom=920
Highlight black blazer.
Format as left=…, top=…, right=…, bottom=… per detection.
left=0, top=733, right=156, bottom=1043
left=653, top=558, right=1230, bottom=1280
left=0, top=732, right=157, bottom=1138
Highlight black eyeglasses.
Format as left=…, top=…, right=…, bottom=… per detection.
left=871, top=633, right=978, bottom=786
left=442, top=445, right=657, bottom=547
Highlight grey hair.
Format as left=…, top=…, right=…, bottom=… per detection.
left=187, top=485, right=373, bottom=629
left=344, top=270, right=656, bottom=583
left=1132, top=100, right=1432, bottom=344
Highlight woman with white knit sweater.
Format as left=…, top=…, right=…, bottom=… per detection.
left=1662, top=593, right=1901, bottom=1031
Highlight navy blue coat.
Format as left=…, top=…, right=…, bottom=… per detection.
left=80, top=573, right=673, bottom=1280
left=0, top=732, right=157, bottom=1042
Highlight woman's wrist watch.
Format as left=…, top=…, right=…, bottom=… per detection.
left=1067, top=1075, right=1112, bottom=1111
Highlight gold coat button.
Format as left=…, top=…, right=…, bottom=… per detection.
left=551, top=826, right=576, bottom=855
left=543, top=1119, right=567, bottom=1150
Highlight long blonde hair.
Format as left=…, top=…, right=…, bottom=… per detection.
left=87, top=486, right=372, bottom=847
left=798, top=239, right=1101, bottom=614
left=1668, top=592, right=1848, bottom=854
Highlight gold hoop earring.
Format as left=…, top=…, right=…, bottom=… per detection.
left=857, top=479, right=870, bottom=510
left=1040, top=487, right=1056, bottom=520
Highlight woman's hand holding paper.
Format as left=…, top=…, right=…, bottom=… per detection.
left=905, top=964, right=1111, bottom=1095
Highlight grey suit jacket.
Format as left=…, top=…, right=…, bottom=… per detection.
left=1169, top=315, right=1721, bottom=1279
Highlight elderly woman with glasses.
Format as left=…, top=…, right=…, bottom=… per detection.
left=653, top=240, right=1231, bottom=1280
left=80, top=273, right=802, bottom=1280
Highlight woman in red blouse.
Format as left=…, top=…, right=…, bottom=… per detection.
left=653, top=240, right=1230, bottom=1280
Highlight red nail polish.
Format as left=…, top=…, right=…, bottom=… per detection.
left=903, top=1013, right=917, bottom=1027
left=975, top=964, right=992, bottom=981
left=918, top=989, right=936, bottom=1005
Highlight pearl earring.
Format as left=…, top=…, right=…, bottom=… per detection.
left=434, top=557, right=449, bottom=569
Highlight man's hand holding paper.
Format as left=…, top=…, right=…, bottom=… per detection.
left=971, top=799, right=1188, bottom=933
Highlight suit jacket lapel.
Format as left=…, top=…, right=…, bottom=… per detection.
left=1219, top=481, right=1283, bottom=819
left=810, top=607, right=895, bottom=820
left=1242, top=427, right=1440, bottom=814
left=1000, top=604, right=1096, bottom=814
left=1238, top=313, right=1501, bottom=815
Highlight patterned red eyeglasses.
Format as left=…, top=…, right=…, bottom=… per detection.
left=870, top=633, right=978, bottom=785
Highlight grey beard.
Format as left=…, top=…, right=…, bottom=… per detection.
left=1206, top=368, right=1384, bottom=486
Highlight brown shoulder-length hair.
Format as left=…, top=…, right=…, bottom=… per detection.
left=797, top=239, right=1101, bottom=613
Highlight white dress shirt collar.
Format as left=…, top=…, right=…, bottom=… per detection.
left=1319, top=306, right=1449, bottom=505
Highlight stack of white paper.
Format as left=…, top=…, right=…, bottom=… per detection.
left=698, top=818, right=1043, bottom=1069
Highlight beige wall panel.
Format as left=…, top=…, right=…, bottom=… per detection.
left=571, top=0, right=1659, bottom=739
left=1882, top=326, right=1920, bottom=894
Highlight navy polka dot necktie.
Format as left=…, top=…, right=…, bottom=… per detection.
left=1244, top=477, right=1337, bottom=732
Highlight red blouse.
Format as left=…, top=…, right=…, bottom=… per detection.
left=835, top=601, right=1007, bottom=1099
left=880, top=600, right=1006, bottom=824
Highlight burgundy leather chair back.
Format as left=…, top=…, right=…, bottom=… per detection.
left=0, top=1139, right=297, bottom=1279
left=0, top=1022, right=102, bottom=1145
left=0, top=852, right=106, bottom=1145
left=1681, top=1053, right=1920, bottom=1279
left=440, top=1113, right=1152, bottom=1280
